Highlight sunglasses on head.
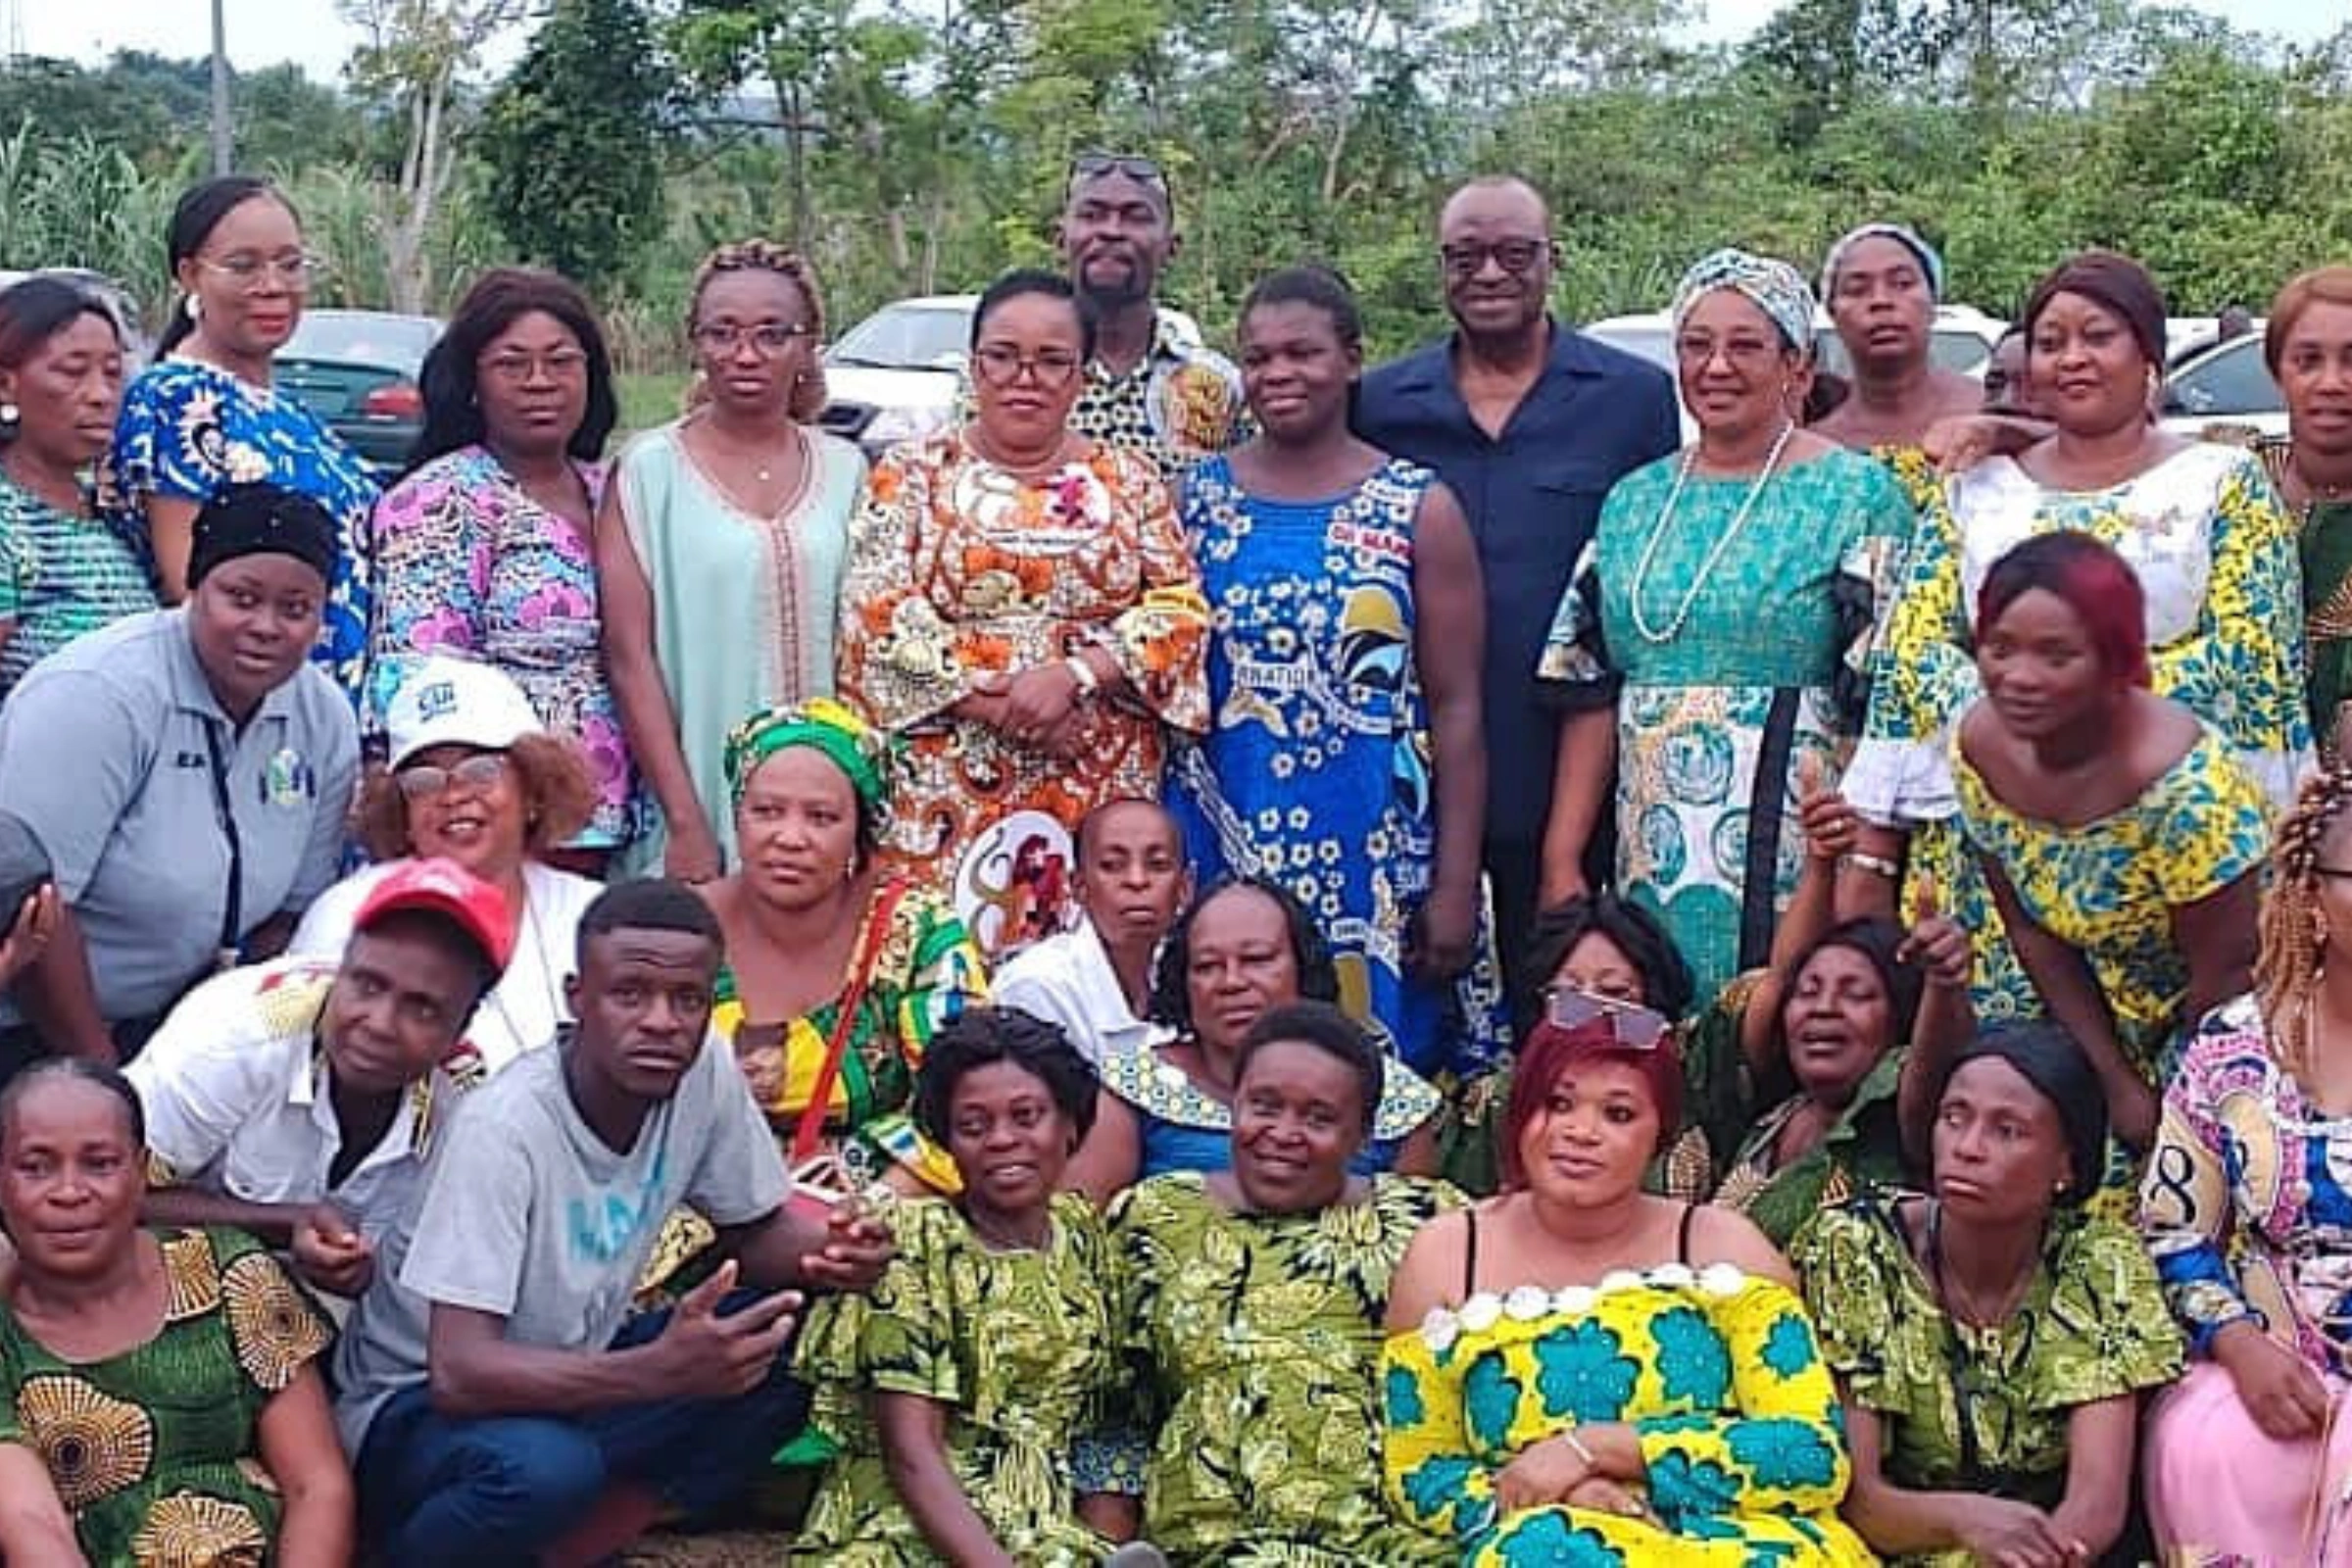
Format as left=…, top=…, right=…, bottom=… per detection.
left=1544, top=986, right=1672, bottom=1050
left=1070, top=151, right=1169, bottom=190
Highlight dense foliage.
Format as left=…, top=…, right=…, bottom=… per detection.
left=1, top=0, right=2345, bottom=365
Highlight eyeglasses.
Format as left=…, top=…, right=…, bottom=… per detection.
left=691, top=321, right=815, bottom=357
left=1544, top=986, right=1672, bottom=1049
left=195, top=249, right=324, bottom=293
left=1440, top=238, right=1549, bottom=280
left=1070, top=151, right=1168, bottom=190
left=972, top=343, right=1084, bottom=390
left=2318, top=865, right=2352, bottom=880
left=396, top=754, right=509, bottom=801
left=479, top=348, right=590, bottom=385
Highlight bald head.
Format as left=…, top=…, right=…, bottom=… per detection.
left=1441, top=176, right=1550, bottom=240
left=1438, top=176, right=1553, bottom=342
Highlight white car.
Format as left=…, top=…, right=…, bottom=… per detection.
left=822, top=293, right=1206, bottom=456
left=2159, top=332, right=2285, bottom=442
left=1582, top=305, right=2008, bottom=437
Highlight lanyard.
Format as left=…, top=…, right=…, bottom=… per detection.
left=200, top=721, right=245, bottom=972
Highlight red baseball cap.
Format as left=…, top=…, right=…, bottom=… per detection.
left=352, top=858, right=514, bottom=972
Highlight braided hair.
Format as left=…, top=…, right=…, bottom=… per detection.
left=686, top=240, right=829, bottom=422
left=2256, top=760, right=2352, bottom=1079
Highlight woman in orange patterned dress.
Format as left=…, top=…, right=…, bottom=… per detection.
left=837, top=270, right=1208, bottom=961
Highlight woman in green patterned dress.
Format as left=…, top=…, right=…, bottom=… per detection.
left=0, top=1060, right=349, bottom=1567
left=795, top=1007, right=1120, bottom=1565
left=1537, top=248, right=1914, bottom=1000
left=1082, top=1000, right=1463, bottom=1565
left=1792, top=1025, right=2180, bottom=1567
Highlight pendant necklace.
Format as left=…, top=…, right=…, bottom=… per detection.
left=1628, top=418, right=1796, bottom=646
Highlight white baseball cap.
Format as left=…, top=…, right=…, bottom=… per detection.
left=386, top=657, right=545, bottom=768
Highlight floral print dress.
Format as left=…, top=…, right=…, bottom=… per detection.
left=1847, top=442, right=2308, bottom=1023
left=0, top=1227, right=333, bottom=1567
left=794, top=1192, right=1119, bottom=1565
left=367, top=445, right=631, bottom=846
left=1951, top=722, right=2270, bottom=1088
left=1090, top=1171, right=1463, bottom=1566
left=1535, top=447, right=1913, bottom=998
left=1792, top=1195, right=2181, bottom=1566
left=102, top=359, right=378, bottom=705
left=1167, top=453, right=1506, bottom=1080
left=836, top=428, right=1208, bottom=960
left=1382, top=1260, right=1872, bottom=1565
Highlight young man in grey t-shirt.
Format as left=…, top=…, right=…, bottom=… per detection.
left=334, top=879, right=893, bottom=1565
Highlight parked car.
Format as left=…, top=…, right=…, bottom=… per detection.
left=821, top=293, right=1207, bottom=456
left=272, top=309, right=442, bottom=474
left=2158, top=331, right=2285, bottom=442
left=0, top=267, right=152, bottom=367
left=1584, top=305, right=2007, bottom=438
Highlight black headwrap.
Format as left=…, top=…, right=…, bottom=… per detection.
left=1939, top=1023, right=2108, bottom=1202
left=187, top=482, right=336, bottom=590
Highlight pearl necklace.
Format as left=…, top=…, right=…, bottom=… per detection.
left=1628, top=419, right=1796, bottom=646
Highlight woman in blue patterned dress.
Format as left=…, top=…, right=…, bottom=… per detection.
left=1537, top=250, right=1915, bottom=999
left=101, top=176, right=375, bottom=705
left=1166, top=267, right=1502, bottom=1081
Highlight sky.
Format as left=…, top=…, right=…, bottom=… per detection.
left=14, top=0, right=2334, bottom=85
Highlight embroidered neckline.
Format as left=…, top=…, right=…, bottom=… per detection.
left=1415, top=1262, right=1754, bottom=1352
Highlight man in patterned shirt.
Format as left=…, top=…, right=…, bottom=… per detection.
left=1055, top=151, right=1247, bottom=478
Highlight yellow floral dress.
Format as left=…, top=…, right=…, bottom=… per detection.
left=0, top=1227, right=332, bottom=1568
left=1381, top=1263, right=1873, bottom=1564
left=793, top=1193, right=1119, bottom=1565
left=1846, top=442, right=2307, bottom=1022
left=1950, top=722, right=2269, bottom=1085
left=835, top=428, right=1209, bottom=960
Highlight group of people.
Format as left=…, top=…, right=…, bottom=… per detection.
left=0, top=144, right=2345, bottom=1565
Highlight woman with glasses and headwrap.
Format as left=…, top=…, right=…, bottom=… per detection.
left=837, top=269, right=1208, bottom=964
left=1535, top=249, right=1915, bottom=1001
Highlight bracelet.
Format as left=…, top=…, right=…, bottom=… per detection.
left=1063, top=655, right=1102, bottom=699
left=1840, top=851, right=1902, bottom=881
left=1558, top=1427, right=1596, bottom=1467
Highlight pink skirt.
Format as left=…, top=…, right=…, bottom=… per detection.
left=2145, top=1359, right=2352, bottom=1566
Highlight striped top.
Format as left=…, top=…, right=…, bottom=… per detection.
left=0, top=471, right=156, bottom=699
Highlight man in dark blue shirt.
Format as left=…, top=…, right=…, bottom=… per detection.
left=1356, top=175, right=1679, bottom=1009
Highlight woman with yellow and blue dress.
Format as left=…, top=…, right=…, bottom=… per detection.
left=1380, top=1011, right=1872, bottom=1564
left=1166, top=266, right=1503, bottom=1081
left=1933, top=531, right=2269, bottom=1210
left=1537, top=249, right=1914, bottom=1001
left=1841, top=249, right=2307, bottom=1028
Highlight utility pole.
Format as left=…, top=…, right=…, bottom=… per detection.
left=210, top=0, right=233, bottom=174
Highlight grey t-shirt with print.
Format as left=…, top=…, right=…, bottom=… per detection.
left=330, top=1031, right=790, bottom=1455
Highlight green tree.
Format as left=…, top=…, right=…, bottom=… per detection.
left=479, top=0, right=671, bottom=295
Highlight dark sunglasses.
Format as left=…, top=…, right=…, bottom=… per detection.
left=1543, top=986, right=1672, bottom=1050
left=1071, top=151, right=1169, bottom=191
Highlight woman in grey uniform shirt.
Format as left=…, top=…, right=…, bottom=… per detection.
left=0, top=481, right=358, bottom=1078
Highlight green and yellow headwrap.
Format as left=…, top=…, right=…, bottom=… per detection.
left=723, top=698, right=896, bottom=814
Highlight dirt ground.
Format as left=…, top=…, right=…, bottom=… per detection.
left=620, top=1527, right=798, bottom=1565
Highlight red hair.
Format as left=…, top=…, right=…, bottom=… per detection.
left=1974, top=532, right=2151, bottom=690
left=1498, top=1018, right=1683, bottom=1191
